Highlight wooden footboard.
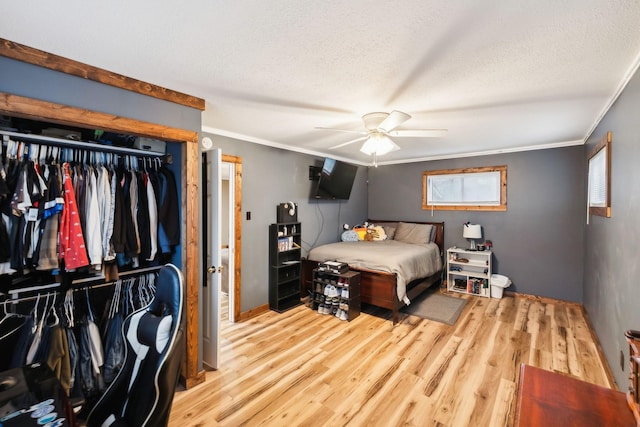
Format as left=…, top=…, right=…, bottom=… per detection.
left=355, top=266, right=441, bottom=324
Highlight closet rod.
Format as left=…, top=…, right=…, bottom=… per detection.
left=0, top=130, right=167, bottom=158
left=4, top=271, right=159, bottom=305
left=5, top=266, right=163, bottom=299
left=72, top=265, right=163, bottom=285
left=8, top=283, right=59, bottom=299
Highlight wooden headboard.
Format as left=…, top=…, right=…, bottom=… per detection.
left=368, top=220, right=445, bottom=257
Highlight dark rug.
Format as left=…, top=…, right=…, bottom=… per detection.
left=401, top=288, right=467, bottom=325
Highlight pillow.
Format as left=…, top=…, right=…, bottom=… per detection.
left=341, top=230, right=359, bottom=241
left=394, top=222, right=434, bottom=245
left=382, top=226, right=396, bottom=240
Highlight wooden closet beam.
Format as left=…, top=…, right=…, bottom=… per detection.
left=0, top=90, right=206, bottom=389
left=0, top=93, right=198, bottom=143
left=0, top=38, right=205, bottom=111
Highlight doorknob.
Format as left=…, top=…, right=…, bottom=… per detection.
left=207, top=266, right=224, bottom=274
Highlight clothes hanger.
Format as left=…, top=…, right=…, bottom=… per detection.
left=64, top=289, right=74, bottom=328
left=127, top=278, right=135, bottom=314
left=85, top=287, right=95, bottom=323
left=30, top=293, right=41, bottom=334
left=108, top=280, right=122, bottom=320
left=0, top=300, right=26, bottom=342
left=139, top=275, right=152, bottom=307
left=0, top=300, right=13, bottom=326
left=47, top=292, right=60, bottom=326
left=148, top=272, right=157, bottom=295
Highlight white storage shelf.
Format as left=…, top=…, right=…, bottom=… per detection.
left=447, top=247, right=492, bottom=298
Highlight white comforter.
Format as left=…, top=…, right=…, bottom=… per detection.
left=308, top=240, right=442, bottom=304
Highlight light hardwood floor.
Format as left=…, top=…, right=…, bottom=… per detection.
left=169, top=290, right=614, bottom=427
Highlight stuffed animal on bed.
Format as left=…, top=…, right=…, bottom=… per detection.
left=370, top=226, right=387, bottom=241
left=341, top=230, right=359, bottom=241
left=342, top=222, right=388, bottom=241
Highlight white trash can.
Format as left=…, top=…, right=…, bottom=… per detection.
left=490, top=274, right=511, bottom=299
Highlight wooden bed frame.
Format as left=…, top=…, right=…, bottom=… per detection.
left=301, top=220, right=445, bottom=324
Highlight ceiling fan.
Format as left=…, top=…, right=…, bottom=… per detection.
left=316, top=110, right=447, bottom=165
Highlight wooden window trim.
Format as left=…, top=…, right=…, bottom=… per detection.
left=587, top=131, right=612, bottom=218
left=422, top=165, right=507, bottom=211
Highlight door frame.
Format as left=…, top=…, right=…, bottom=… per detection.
left=222, top=154, right=242, bottom=321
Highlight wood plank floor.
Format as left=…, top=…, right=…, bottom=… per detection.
left=169, top=290, right=613, bottom=427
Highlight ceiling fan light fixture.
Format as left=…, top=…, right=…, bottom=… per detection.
left=360, top=132, right=398, bottom=156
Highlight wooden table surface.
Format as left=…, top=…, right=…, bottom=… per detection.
left=515, top=364, right=635, bottom=427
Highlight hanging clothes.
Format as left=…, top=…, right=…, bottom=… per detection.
left=145, top=171, right=159, bottom=262
left=23, top=161, right=48, bottom=267
left=0, top=157, right=12, bottom=265
left=35, top=163, right=64, bottom=271
left=85, top=166, right=103, bottom=269
left=158, top=165, right=180, bottom=250
left=10, top=315, right=35, bottom=368
left=98, top=165, right=115, bottom=262
left=59, top=162, right=89, bottom=271
left=102, top=282, right=124, bottom=385
left=9, top=162, right=30, bottom=272
left=1, top=134, right=175, bottom=292
left=136, top=171, right=151, bottom=262
left=42, top=315, right=72, bottom=397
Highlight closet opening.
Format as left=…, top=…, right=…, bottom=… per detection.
left=0, top=116, right=182, bottom=292
left=0, top=96, right=205, bottom=389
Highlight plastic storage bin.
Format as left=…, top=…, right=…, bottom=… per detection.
left=490, top=274, right=511, bottom=299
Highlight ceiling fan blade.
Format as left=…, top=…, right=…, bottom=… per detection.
left=388, top=129, right=448, bottom=138
left=315, top=127, right=367, bottom=135
left=377, top=110, right=411, bottom=133
left=329, top=136, right=368, bottom=150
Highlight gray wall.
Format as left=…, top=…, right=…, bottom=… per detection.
left=0, top=56, right=200, bottom=131
left=203, top=133, right=368, bottom=311
left=583, top=65, right=640, bottom=388
left=368, top=146, right=585, bottom=302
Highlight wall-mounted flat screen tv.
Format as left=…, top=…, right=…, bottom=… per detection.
left=312, top=158, right=358, bottom=200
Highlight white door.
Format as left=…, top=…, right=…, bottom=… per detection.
left=203, top=148, right=221, bottom=369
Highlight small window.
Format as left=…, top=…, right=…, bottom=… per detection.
left=587, top=131, right=611, bottom=219
left=422, top=165, right=507, bottom=211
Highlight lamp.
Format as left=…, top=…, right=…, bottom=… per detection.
left=360, top=131, right=399, bottom=167
left=463, top=224, right=482, bottom=250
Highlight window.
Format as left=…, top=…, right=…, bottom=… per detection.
left=587, top=131, right=611, bottom=219
left=422, top=165, right=507, bottom=211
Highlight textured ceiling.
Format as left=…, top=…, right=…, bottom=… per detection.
left=2, top=1, right=640, bottom=165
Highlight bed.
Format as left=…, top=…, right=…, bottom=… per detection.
left=302, top=220, right=444, bottom=324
